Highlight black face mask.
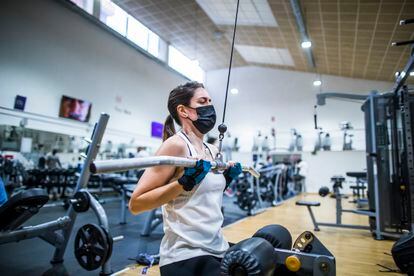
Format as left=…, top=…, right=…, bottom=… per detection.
left=187, top=105, right=216, bottom=134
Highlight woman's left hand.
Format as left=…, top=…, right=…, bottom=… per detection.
left=223, top=162, right=242, bottom=186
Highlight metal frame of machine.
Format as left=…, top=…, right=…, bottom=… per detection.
left=301, top=49, right=414, bottom=240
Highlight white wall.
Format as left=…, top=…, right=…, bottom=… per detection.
left=301, top=151, right=367, bottom=193
left=0, top=0, right=186, bottom=147
left=205, top=66, right=391, bottom=192
left=206, top=66, right=393, bottom=151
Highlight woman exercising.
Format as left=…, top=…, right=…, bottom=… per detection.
left=129, top=81, right=242, bottom=275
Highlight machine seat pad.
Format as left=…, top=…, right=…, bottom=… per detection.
left=346, top=172, right=367, bottom=178
left=295, top=200, right=321, bottom=207
left=349, top=185, right=367, bottom=190
left=0, top=188, right=49, bottom=231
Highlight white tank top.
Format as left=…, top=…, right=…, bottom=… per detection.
left=159, top=131, right=229, bottom=267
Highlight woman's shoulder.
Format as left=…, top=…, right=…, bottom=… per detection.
left=156, top=134, right=187, bottom=156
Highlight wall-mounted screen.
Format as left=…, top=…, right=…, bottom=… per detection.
left=151, top=121, right=163, bottom=139
left=59, top=95, right=92, bottom=122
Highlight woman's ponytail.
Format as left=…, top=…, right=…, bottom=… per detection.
left=163, top=114, right=176, bottom=141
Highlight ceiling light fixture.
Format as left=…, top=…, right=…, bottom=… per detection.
left=230, top=88, right=239, bottom=95
left=301, top=41, right=312, bottom=49
left=313, top=80, right=322, bottom=86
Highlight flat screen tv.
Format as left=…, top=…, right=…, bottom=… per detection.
left=59, top=95, right=92, bottom=122
left=151, top=121, right=163, bottom=139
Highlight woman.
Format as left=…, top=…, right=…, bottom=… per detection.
left=129, top=81, right=241, bottom=275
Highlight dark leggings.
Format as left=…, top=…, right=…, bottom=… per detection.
left=160, top=255, right=222, bottom=276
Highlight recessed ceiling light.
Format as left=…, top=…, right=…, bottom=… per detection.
left=230, top=88, right=239, bottom=95
left=410, top=71, right=414, bottom=76
left=313, top=80, right=322, bottom=86
left=301, top=41, right=312, bottom=49
left=395, top=71, right=400, bottom=77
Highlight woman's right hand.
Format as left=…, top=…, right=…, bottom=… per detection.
left=178, top=159, right=211, bottom=191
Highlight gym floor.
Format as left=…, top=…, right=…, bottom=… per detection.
left=118, top=194, right=398, bottom=276
left=0, top=196, right=246, bottom=276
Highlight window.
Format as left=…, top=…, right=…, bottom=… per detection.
left=168, top=46, right=205, bottom=82
left=127, top=15, right=149, bottom=49
left=100, top=0, right=128, bottom=36
left=74, top=0, right=162, bottom=60
left=70, top=0, right=94, bottom=14
left=147, top=30, right=160, bottom=57
left=127, top=16, right=160, bottom=58
left=69, top=0, right=194, bottom=79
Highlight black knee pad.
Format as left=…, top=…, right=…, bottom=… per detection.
left=252, top=224, right=292, bottom=250
left=221, top=237, right=277, bottom=276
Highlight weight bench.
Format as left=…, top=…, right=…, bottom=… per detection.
left=296, top=199, right=372, bottom=232
left=114, top=178, right=136, bottom=225
left=0, top=188, right=71, bottom=245
left=296, top=200, right=321, bottom=231
left=141, top=208, right=163, bottom=236
left=110, top=176, right=162, bottom=236
left=346, top=172, right=368, bottom=208
left=348, top=185, right=367, bottom=202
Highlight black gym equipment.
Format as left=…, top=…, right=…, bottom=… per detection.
left=253, top=224, right=292, bottom=250
left=0, top=188, right=47, bottom=229
left=25, top=168, right=77, bottom=200
left=235, top=172, right=259, bottom=213
left=0, top=114, right=124, bottom=275
left=391, top=232, right=414, bottom=275
left=346, top=172, right=368, bottom=208
left=234, top=164, right=289, bottom=215
left=221, top=237, right=278, bottom=275
left=0, top=158, right=27, bottom=192
left=71, top=191, right=90, bottom=212
left=220, top=224, right=336, bottom=276
left=297, top=176, right=373, bottom=232
left=307, top=32, right=414, bottom=239
left=74, top=223, right=110, bottom=271
left=318, top=186, right=329, bottom=197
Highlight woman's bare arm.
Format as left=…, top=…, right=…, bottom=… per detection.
left=129, top=136, right=187, bottom=215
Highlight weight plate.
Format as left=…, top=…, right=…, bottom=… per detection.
left=74, top=224, right=109, bottom=271
left=236, top=191, right=258, bottom=211
left=101, top=227, right=113, bottom=263
left=72, top=191, right=90, bottom=213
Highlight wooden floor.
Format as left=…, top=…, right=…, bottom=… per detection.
left=116, top=193, right=399, bottom=276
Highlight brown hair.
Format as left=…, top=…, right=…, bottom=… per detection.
left=163, top=81, right=204, bottom=141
